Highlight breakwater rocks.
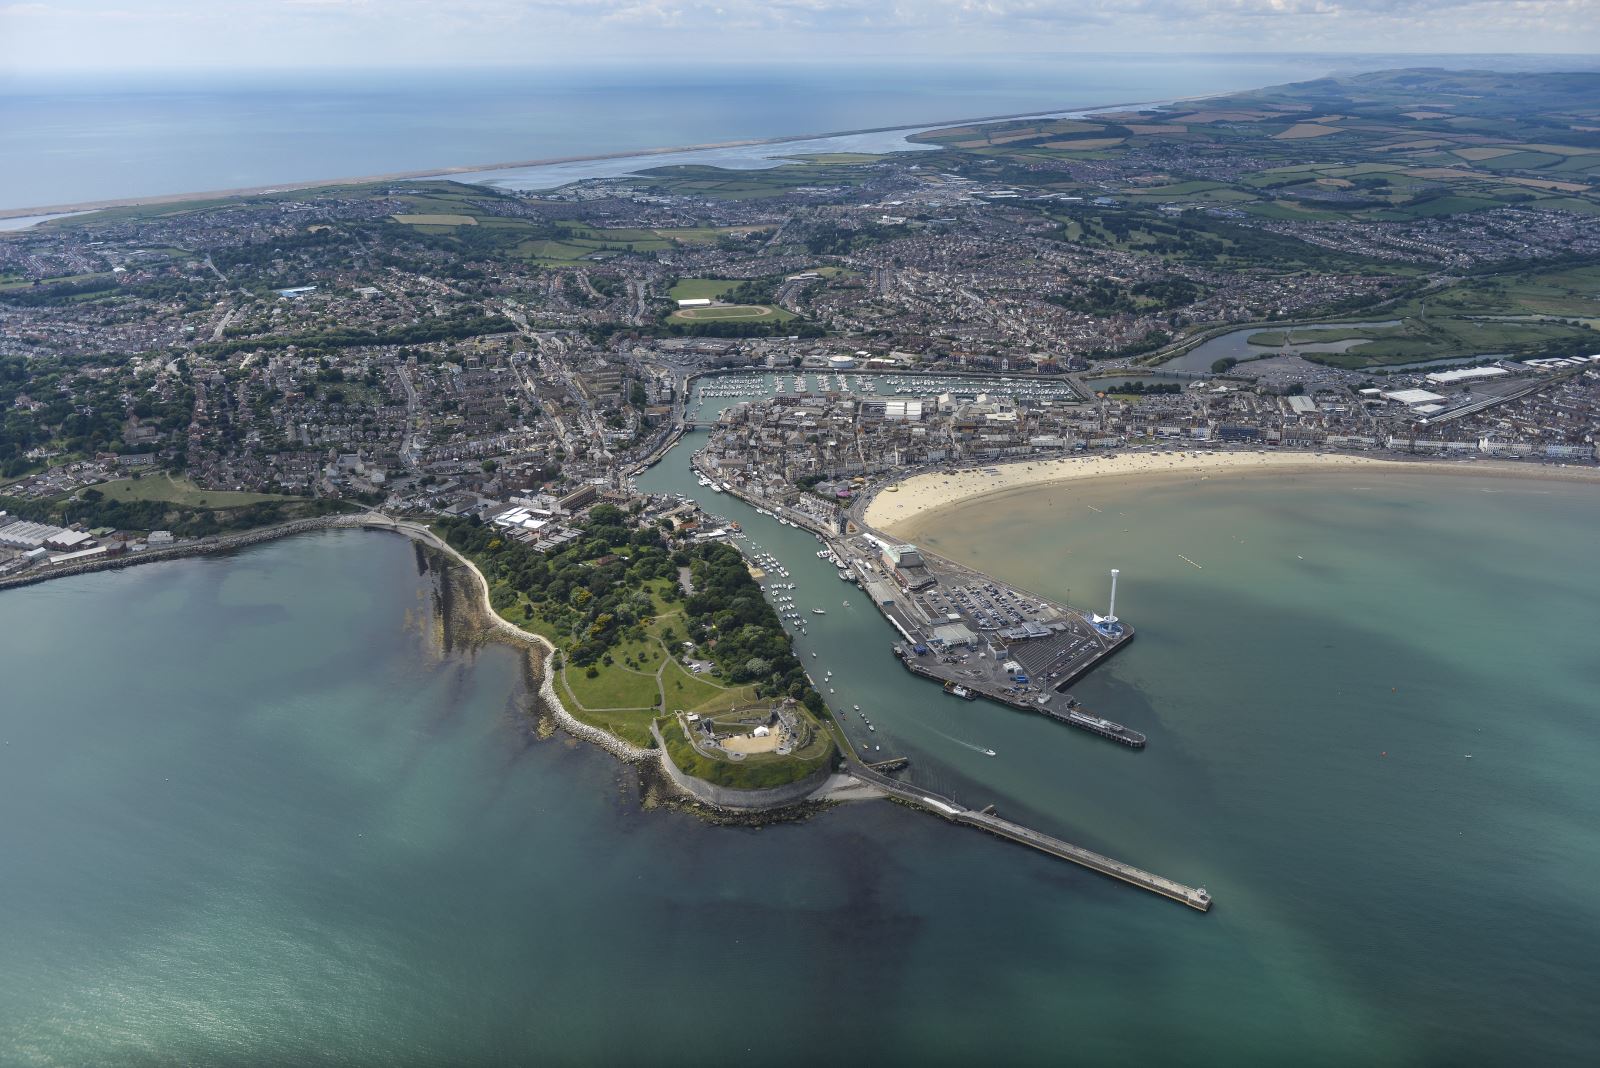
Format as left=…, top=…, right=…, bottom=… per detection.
left=0, top=514, right=357, bottom=593
left=394, top=523, right=656, bottom=767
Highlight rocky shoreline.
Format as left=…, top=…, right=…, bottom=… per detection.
left=4, top=506, right=852, bottom=820
left=393, top=520, right=841, bottom=821
left=0, top=513, right=358, bottom=593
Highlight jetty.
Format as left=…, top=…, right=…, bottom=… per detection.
left=846, top=758, right=1210, bottom=911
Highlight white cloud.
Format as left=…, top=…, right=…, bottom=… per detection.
left=1, top=0, right=1596, bottom=70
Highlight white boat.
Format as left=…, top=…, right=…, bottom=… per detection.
left=811, top=608, right=826, bottom=615
left=842, top=600, right=850, bottom=608
left=982, top=749, right=996, bottom=757
left=853, top=704, right=861, bottom=712
left=811, top=652, right=817, bottom=658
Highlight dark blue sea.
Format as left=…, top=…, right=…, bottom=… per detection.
left=3, top=53, right=1581, bottom=212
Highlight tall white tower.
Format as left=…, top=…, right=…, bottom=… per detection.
left=1106, top=569, right=1120, bottom=624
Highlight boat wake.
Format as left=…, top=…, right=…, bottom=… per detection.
left=930, top=728, right=996, bottom=757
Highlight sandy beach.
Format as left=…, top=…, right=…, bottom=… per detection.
left=864, top=450, right=1600, bottom=535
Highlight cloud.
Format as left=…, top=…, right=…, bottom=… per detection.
left=1, top=0, right=1596, bottom=70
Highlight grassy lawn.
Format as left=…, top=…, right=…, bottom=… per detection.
left=392, top=213, right=477, bottom=226
left=0, top=270, right=119, bottom=292
left=660, top=658, right=759, bottom=716
left=566, top=660, right=660, bottom=711
left=668, top=278, right=740, bottom=301
left=89, top=474, right=293, bottom=508
left=611, top=632, right=667, bottom=674
left=566, top=703, right=658, bottom=749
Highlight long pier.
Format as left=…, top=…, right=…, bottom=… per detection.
left=847, top=760, right=1211, bottom=912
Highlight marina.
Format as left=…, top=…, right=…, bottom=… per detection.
left=638, top=375, right=1205, bottom=909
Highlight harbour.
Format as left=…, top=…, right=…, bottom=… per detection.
left=649, top=377, right=1212, bottom=909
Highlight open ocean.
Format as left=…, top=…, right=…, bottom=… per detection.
left=4, top=402, right=1600, bottom=1062
left=4, top=53, right=1592, bottom=212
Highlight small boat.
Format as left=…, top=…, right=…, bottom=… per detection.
left=981, top=748, right=997, bottom=757
left=828, top=688, right=835, bottom=694
left=842, top=600, right=850, bottom=608
left=811, top=608, right=826, bottom=615
left=853, top=705, right=861, bottom=712
left=811, top=652, right=817, bottom=658
left=868, top=725, right=876, bottom=732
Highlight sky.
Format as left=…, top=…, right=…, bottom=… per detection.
left=0, top=0, right=1597, bottom=74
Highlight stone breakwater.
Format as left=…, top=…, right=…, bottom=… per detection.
left=0, top=514, right=355, bottom=593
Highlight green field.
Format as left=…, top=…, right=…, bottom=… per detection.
left=492, top=575, right=767, bottom=749
left=88, top=474, right=293, bottom=508
left=391, top=213, right=477, bottom=226
left=565, top=660, right=663, bottom=711
left=668, top=278, right=740, bottom=301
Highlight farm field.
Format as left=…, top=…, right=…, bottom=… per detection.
left=87, top=474, right=293, bottom=508
left=668, top=278, right=740, bottom=301
left=391, top=214, right=476, bottom=226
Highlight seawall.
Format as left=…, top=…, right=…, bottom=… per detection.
left=650, top=721, right=832, bottom=811
left=0, top=514, right=353, bottom=593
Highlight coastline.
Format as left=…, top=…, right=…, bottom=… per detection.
left=0, top=513, right=353, bottom=592
left=0, top=94, right=1196, bottom=222
left=864, top=451, right=1600, bottom=535
left=375, top=517, right=656, bottom=766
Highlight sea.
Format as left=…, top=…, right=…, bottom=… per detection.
left=4, top=390, right=1600, bottom=1063
left=4, top=53, right=1594, bottom=213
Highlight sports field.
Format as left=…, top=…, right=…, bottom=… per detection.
left=668, top=304, right=792, bottom=323
left=391, top=214, right=477, bottom=226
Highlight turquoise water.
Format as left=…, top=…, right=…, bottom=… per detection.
left=3, top=450, right=1600, bottom=1062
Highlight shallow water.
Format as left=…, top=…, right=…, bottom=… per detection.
left=4, top=458, right=1599, bottom=1063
